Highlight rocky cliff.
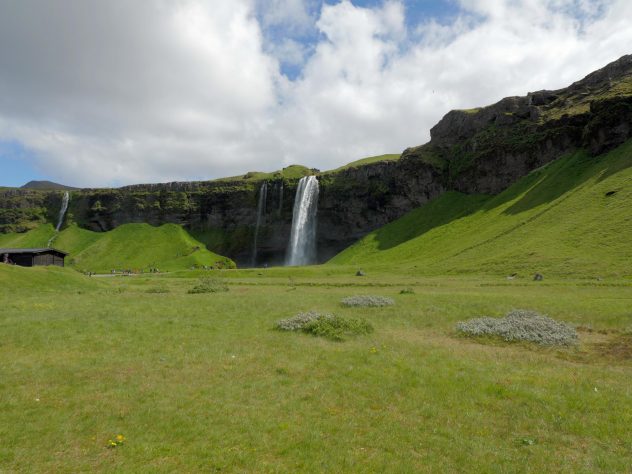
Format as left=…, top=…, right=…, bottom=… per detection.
left=2, top=55, right=631, bottom=266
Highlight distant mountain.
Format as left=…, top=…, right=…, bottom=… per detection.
left=21, top=181, right=77, bottom=190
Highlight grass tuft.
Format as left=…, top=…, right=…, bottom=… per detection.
left=187, top=277, right=229, bottom=294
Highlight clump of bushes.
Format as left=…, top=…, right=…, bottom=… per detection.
left=275, top=311, right=373, bottom=341
left=187, top=277, right=229, bottom=294
left=341, top=295, right=395, bottom=307
left=456, top=309, right=578, bottom=346
left=275, top=311, right=321, bottom=331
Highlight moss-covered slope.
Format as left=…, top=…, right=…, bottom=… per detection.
left=330, top=139, right=632, bottom=278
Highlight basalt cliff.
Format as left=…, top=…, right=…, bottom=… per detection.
left=2, top=54, right=631, bottom=266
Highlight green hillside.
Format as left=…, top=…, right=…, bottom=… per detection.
left=0, top=223, right=234, bottom=272
left=330, top=140, right=632, bottom=278
left=0, top=223, right=56, bottom=248
left=0, top=263, right=98, bottom=293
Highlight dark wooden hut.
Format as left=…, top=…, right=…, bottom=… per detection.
left=0, top=248, right=68, bottom=267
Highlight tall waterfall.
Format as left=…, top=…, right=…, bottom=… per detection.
left=251, top=182, right=268, bottom=267
left=48, top=192, right=70, bottom=247
left=286, top=176, right=319, bottom=266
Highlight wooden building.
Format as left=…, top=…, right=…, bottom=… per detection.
left=0, top=248, right=68, bottom=267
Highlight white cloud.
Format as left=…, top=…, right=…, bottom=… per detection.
left=0, top=0, right=631, bottom=186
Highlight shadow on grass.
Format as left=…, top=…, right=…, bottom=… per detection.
left=371, top=138, right=632, bottom=252
left=502, top=139, right=632, bottom=215
left=374, top=191, right=490, bottom=251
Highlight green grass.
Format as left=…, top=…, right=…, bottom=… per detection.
left=330, top=140, right=632, bottom=278
left=215, top=164, right=313, bottom=183
left=1, top=265, right=631, bottom=472
left=1, top=223, right=234, bottom=272
left=0, top=223, right=55, bottom=248
left=0, top=261, right=100, bottom=292
left=326, top=154, right=401, bottom=173
left=460, top=107, right=482, bottom=114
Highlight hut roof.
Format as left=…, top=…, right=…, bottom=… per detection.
left=0, top=248, right=68, bottom=255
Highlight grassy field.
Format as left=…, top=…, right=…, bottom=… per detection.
left=331, top=140, right=632, bottom=279
left=1, top=264, right=631, bottom=472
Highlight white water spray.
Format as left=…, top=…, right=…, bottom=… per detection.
left=286, top=176, right=319, bottom=266
left=251, top=182, right=267, bottom=266
left=48, top=192, right=70, bottom=247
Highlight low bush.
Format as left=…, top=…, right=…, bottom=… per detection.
left=306, top=314, right=374, bottom=341
left=341, top=295, right=395, bottom=307
left=187, top=277, right=229, bottom=294
left=145, top=287, right=170, bottom=294
left=456, top=309, right=578, bottom=346
left=275, top=311, right=322, bottom=331
left=275, top=311, right=374, bottom=341
left=399, top=288, right=415, bottom=295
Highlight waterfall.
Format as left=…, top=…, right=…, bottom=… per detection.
left=286, top=176, right=319, bottom=266
left=48, top=192, right=70, bottom=248
left=251, top=182, right=268, bottom=267
left=56, top=192, right=70, bottom=231
left=278, top=181, right=284, bottom=216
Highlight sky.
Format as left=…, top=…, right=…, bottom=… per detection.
left=0, top=0, right=630, bottom=188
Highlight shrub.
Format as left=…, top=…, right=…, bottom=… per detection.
left=341, top=295, right=395, bottom=307
left=275, top=311, right=373, bottom=341
left=399, top=288, right=415, bottom=295
left=145, top=287, right=170, bottom=294
left=275, top=311, right=322, bottom=331
left=187, top=277, right=229, bottom=294
left=305, top=314, right=374, bottom=341
left=456, top=309, right=578, bottom=346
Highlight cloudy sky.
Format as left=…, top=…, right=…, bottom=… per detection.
left=0, top=0, right=630, bottom=187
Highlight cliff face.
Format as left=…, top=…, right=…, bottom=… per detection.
left=414, top=54, right=632, bottom=195
left=2, top=55, right=631, bottom=266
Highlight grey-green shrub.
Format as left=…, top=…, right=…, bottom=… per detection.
left=275, top=311, right=373, bottom=341
left=187, top=277, right=229, bottom=294
left=275, top=311, right=323, bottom=331
left=341, top=295, right=395, bottom=307
left=456, top=309, right=578, bottom=346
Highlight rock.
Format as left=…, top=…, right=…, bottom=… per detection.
left=533, top=273, right=544, bottom=281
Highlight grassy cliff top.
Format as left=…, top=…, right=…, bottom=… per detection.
left=324, top=154, right=401, bottom=173
left=213, top=164, right=315, bottom=184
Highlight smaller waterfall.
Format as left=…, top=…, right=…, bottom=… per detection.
left=286, top=176, right=319, bottom=266
left=55, top=192, right=70, bottom=231
left=251, top=182, right=268, bottom=267
left=278, top=181, right=284, bottom=216
left=48, top=192, right=70, bottom=248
